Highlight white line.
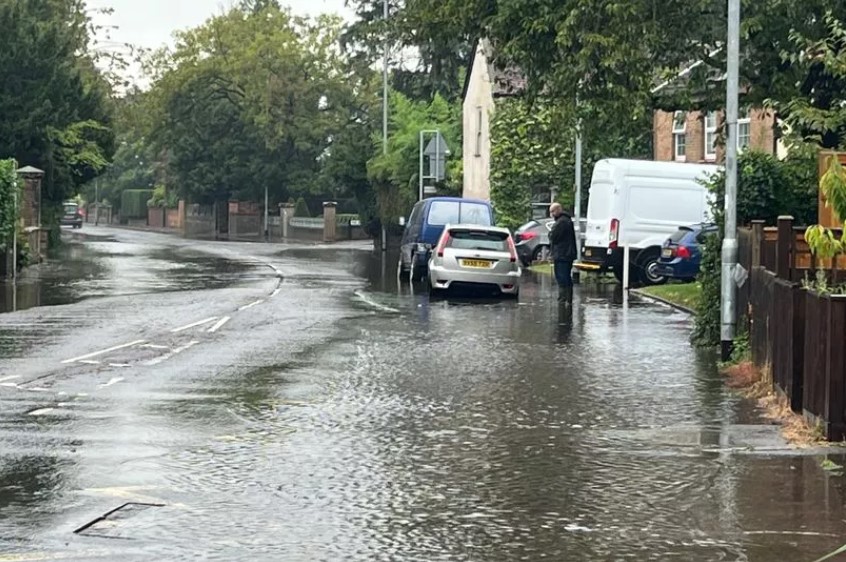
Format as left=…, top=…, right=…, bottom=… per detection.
left=208, top=316, right=231, bottom=333
left=79, top=360, right=102, bottom=365
left=170, top=317, right=218, bottom=333
left=0, top=375, right=20, bottom=383
left=109, top=363, right=131, bottom=368
left=28, top=408, right=55, bottom=416
left=141, top=344, right=169, bottom=350
left=238, top=300, right=264, bottom=311
left=0, top=383, right=19, bottom=388
left=145, top=341, right=199, bottom=366
left=99, top=377, right=124, bottom=388
left=61, top=340, right=147, bottom=364
left=270, top=288, right=282, bottom=298
left=354, top=290, right=400, bottom=313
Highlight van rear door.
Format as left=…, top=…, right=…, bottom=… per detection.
left=584, top=178, right=615, bottom=249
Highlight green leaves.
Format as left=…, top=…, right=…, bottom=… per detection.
left=0, top=159, right=20, bottom=252
left=820, top=155, right=846, bottom=224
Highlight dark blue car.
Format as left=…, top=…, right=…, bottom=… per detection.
left=654, top=223, right=718, bottom=282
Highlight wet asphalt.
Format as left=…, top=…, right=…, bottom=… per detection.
left=1, top=226, right=846, bottom=561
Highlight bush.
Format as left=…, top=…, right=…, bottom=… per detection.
left=0, top=159, right=19, bottom=251
left=147, top=185, right=178, bottom=208
left=693, top=149, right=818, bottom=347
left=294, top=197, right=310, bottom=217
left=121, top=189, right=154, bottom=219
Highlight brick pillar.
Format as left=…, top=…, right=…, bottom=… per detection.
left=323, top=201, right=337, bottom=243
left=280, top=203, right=294, bottom=239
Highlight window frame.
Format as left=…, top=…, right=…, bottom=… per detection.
left=737, top=110, right=751, bottom=153
left=704, top=111, right=718, bottom=161
left=672, top=111, right=686, bottom=161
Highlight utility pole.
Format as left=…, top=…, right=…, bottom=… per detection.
left=381, top=0, right=389, bottom=253
left=721, top=0, right=740, bottom=361
left=95, top=176, right=100, bottom=226
left=574, top=121, right=582, bottom=262
left=264, top=185, right=269, bottom=241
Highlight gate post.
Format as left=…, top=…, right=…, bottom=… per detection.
left=323, top=202, right=337, bottom=243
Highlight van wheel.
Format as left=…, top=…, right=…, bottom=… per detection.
left=638, top=249, right=667, bottom=286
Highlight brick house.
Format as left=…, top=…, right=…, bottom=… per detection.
left=653, top=108, right=783, bottom=163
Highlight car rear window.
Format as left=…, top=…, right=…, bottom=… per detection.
left=64, top=204, right=78, bottom=214
left=427, top=201, right=492, bottom=226
left=447, top=229, right=509, bottom=252
left=669, top=227, right=694, bottom=243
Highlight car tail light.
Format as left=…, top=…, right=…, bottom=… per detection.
left=436, top=230, right=451, bottom=257
left=609, top=218, right=620, bottom=249
left=677, top=245, right=691, bottom=259
left=518, top=231, right=538, bottom=242
left=507, top=236, right=518, bottom=263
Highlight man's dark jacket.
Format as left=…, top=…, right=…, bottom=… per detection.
left=549, top=213, right=577, bottom=262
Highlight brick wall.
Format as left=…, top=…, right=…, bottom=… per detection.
left=654, top=109, right=776, bottom=163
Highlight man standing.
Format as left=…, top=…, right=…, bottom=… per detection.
left=548, top=202, right=577, bottom=304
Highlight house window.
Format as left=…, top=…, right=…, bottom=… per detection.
left=474, top=106, right=483, bottom=157
left=704, top=111, right=718, bottom=160
left=672, top=111, right=686, bottom=161
left=738, top=110, right=751, bottom=152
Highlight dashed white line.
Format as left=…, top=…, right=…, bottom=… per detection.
left=79, top=360, right=102, bottom=365
left=145, top=341, right=200, bottom=366
left=0, top=383, right=19, bottom=389
left=208, top=316, right=231, bottom=333
left=28, top=408, right=55, bottom=416
left=61, top=340, right=147, bottom=365
left=0, top=375, right=20, bottom=383
left=141, top=344, right=169, bottom=350
left=170, top=317, right=218, bottom=333
left=238, top=300, right=264, bottom=311
left=109, top=363, right=131, bottom=368
left=99, top=377, right=124, bottom=388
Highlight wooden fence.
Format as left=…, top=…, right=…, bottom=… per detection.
left=740, top=216, right=846, bottom=439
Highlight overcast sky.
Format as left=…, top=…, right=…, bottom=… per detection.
left=87, top=0, right=353, bottom=52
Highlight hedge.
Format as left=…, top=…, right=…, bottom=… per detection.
left=121, top=189, right=154, bottom=219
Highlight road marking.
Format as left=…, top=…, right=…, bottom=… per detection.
left=0, top=383, right=19, bottom=388
left=141, top=344, right=169, bottom=350
left=239, top=299, right=264, bottom=311
left=108, top=363, right=131, bottom=368
left=170, top=317, right=218, bottom=333
left=271, top=288, right=282, bottom=298
left=145, top=341, right=199, bottom=366
left=99, top=377, right=124, bottom=388
left=28, top=408, right=55, bottom=416
left=354, top=290, right=400, bottom=313
left=61, top=340, right=147, bottom=364
left=28, top=387, right=52, bottom=392
left=79, top=360, right=101, bottom=365
left=0, top=375, right=20, bottom=383
left=208, top=316, right=231, bottom=333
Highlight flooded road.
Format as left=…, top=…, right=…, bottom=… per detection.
left=1, top=227, right=845, bottom=561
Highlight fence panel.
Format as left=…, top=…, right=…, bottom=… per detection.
left=772, top=280, right=805, bottom=412
left=803, top=291, right=828, bottom=424
left=749, top=267, right=775, bottom=369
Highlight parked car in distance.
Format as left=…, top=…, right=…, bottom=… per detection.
left=398, top=197, right=494, bottom=281
left=654, top=223, right=718, bottom=282
left=578, top=158, right=720, bottom=285
left=60, top=201, right=83, bottom=229
left=428, top=225, right=521, bottom=297
left=515, top=217, right=587, bottom=267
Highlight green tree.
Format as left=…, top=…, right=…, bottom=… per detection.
left=0, top=0, right=114, bottom=233
left=367, top=90, right=461, bottom=225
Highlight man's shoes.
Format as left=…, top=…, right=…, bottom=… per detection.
left=557, top=286, right=573, bottom=305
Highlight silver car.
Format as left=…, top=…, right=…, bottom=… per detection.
left=428, top=224, right=521, bottom=297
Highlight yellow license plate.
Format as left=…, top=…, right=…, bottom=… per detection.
left=461, top=259, right=491, bottom=268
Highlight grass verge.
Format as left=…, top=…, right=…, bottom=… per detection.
left=638, top=282, right=701, bottom=312
left=528, top=263, right=552, bottom=274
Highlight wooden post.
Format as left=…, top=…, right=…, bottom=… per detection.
left=323, top=201, right=337, bottom=243
left=280, top=203, right=293, bottom=239
left=751, top=220, right=764, bottom=268
left=776, top=215, right=794, bottom=280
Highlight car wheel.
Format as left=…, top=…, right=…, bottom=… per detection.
left=532, top=245, right=550, bottom=263
left=397, top=258, right=410, bottom=281
left=638, top=250, right=668, bottom=286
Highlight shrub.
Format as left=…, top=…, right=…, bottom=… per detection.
left=121, top=189, right=154, bottom=219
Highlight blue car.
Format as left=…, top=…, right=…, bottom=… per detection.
left=654, top=223, right=718, bottom=282
left=398, top=197, right=495, bottom=281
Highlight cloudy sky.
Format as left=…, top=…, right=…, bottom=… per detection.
left=87, top=0, right=353, bottom=52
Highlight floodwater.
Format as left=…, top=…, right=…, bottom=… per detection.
left=2, top=238, right=846, bottom=561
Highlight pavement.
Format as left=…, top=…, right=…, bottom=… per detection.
left=0, top=225, right=844, bottom=561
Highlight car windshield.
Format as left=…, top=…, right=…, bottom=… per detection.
left=447, top=229, right=509, bottom=252
left=669, top=227, right=694, bottom=244
left=427, top=201, right=491, bottom=226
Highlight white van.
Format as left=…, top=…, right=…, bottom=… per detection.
left=577, top=158, right=720, bottom=285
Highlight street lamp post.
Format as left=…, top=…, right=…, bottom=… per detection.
left=381, top=0, right=389, bottom=253
left=721, top=0, right=741, bottom=361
